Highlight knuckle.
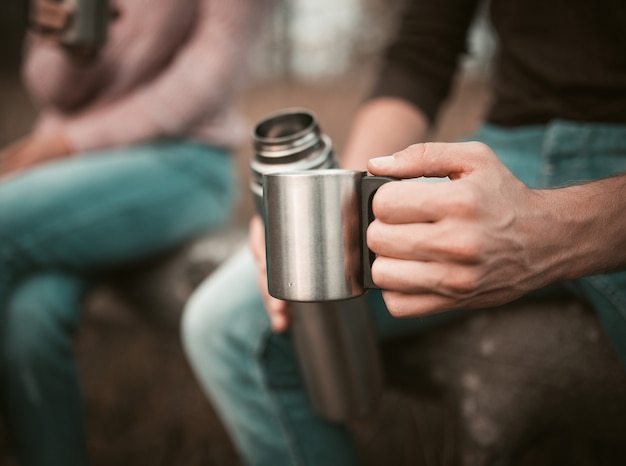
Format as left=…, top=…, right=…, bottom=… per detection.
left=445, top=269, right=480, bottom=295
left=449, top=186, right=480, bottom=217
left=382, top=292, right=409, bottom=317
left=370, top=258, right=388, bottom=287
left=465, top=140, right=489, bottom=153
left=464, top=140, right=492, bottom=160
left=366, top=221, right=385, bottom=253
left=450, top=234, right=483, bottom=262
left=371, top=184, right=395, bottom=221
left=401, top=142, right=427, bottom=160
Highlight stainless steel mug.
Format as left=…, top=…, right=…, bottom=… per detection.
left=61, top=0, right=108, bottom=48
left=250, top=109, right=384, bottom=422
left=263, top=169, right=392, bottom=302
left=31, top=0, right=109, bottom=48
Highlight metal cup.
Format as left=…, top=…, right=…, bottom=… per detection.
left=31, top=0, right=109, bottom=48
left=263, top=169, right=392, bottom=302
left=62, top=0, right=108, bottom=48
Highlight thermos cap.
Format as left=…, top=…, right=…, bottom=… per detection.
left=250, top=108, right=337, bottom=213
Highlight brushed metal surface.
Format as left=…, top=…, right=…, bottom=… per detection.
left=263, top=169, right=366, bottom=301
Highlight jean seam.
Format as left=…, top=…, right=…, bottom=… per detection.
left=539, top=122, right=557, bottom=188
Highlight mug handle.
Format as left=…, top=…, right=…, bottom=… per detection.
left=360, top=176, right=396, bottom=289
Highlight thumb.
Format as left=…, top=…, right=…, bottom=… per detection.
left=367, top=141, right=491, bottom=181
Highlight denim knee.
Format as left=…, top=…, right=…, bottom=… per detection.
left=181, top=274, right=270, bottom=388
left=2, top=274, right=85, bottom=378
left=181, top=246, right=268, bottom=378
left=181, top=288, right=231, bottom=374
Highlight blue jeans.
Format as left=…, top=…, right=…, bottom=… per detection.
left=181, top=121, right=626, bottom=465
left=0, top=139, right=235, bottom=466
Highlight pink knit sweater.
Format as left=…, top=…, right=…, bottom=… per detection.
left=23, top=0, right=267, bottom=152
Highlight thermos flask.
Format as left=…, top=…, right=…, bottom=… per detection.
left=250, top=108, right=384, bottom=422
left=31, top=0, right=108, bottom=49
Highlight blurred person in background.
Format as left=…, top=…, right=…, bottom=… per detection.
left=0, top=0, right=267, bottom=464
left=182, top=0, right=626, bottom=464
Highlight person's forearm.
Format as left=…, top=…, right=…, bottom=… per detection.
left=340, top=97, right=430, bottom=170
left=538, top=174, right=626, bottom=281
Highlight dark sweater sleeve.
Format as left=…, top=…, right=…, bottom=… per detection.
left=369, top=0, right=481, bottom=123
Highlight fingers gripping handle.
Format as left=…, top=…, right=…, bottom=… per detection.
left=360, top=176, right=395, bottom=290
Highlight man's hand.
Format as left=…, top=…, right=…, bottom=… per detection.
left=366, top=141, right=555, bottom=318
left=0, top=133, right=73, bottom=179
left=249, top=215, right=291, bottom=332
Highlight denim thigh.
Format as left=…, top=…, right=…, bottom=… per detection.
left=0, top=139, right=235, bottom=295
